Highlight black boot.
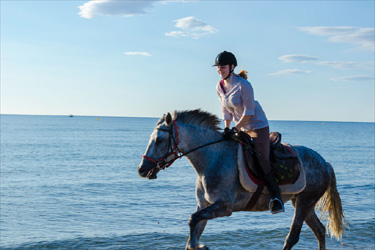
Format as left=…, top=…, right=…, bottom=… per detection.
left=264, top=173, right=285, bottom=214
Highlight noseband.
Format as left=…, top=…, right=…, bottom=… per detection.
left=142, top=120, right=224, bottom=171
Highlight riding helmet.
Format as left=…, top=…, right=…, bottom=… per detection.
left=213, top=51, right=237, bottom=67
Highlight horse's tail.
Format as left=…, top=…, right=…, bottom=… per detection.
left=315, top=163, right=347, bottom=240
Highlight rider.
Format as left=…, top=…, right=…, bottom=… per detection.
left=214, top=51, right=284, bottom=214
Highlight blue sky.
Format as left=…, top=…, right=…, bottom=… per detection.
left=1, top=0, right=374, bottom=122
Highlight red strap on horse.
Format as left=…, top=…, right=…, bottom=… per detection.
left=142, top=120, right=180, bottom=169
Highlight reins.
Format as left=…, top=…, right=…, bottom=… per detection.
left=142, top=120, right=224, bottom=170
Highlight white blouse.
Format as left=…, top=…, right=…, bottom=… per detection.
left=216, top=75, right=269, bottom=131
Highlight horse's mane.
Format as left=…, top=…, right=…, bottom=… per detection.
left=173, top=109, right=221, bottom=132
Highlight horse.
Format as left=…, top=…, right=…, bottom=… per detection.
left=137, top=109, right=345, bottom=250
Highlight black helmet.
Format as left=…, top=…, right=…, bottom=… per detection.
left=213, top=51, right=237, bottom=67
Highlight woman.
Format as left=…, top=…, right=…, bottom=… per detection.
left=214, top=51, right=284, bottom=214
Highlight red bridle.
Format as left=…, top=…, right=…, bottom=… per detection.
left=142, top=120, right=224, bottom=178
left=142, top=120, right=181, bottom=170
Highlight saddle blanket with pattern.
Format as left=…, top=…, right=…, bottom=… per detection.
left=237, top=144, right=306, bottom=194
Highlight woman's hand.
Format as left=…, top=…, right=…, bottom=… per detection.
left=223, top=127, right=239, bottom=140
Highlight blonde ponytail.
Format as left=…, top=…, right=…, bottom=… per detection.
left=238, top=70, right=248, bottom=80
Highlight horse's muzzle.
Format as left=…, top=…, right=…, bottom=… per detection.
left=138, top=159, right=160, bottom=179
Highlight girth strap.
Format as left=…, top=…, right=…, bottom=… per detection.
left=245, top=184, right=265, bottom=210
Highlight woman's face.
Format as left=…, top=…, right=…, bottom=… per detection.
left=217, top=65, right=232, bottom=79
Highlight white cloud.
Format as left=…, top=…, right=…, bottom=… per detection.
left=297, top=26, right=355, bottom=36
left=124, top=52, right=152, bottom=56
left=165, top=16, right=218, bottom=39
left=297, top=26, right=375, bottom=51
left=330, top=75, right=374, bottom=82
left=269, top=69, right=312, bottom=76
left=174, top=16, right=210, bottom=31
left=278, top=54, right=319, bottom=63
left=78, top=0, right=196, bottom=19
left=165, top=31, right=189, bottom=38
left=78, top=0, right=158, bottom=18
left=316, top=61, right=365, bottom=69
left=278, top=54, right=374, bottom=70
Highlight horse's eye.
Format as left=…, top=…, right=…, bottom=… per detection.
left=155, top=137, right=163, bottom=144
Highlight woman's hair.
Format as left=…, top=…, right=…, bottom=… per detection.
left=238, top=70, right=248, bottom=80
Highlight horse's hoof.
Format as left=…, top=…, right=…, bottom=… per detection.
left=198, top=244, right=209, bottom=250
left=185, top=244, right=209, bottom=250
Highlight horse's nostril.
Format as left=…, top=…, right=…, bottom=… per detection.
left=139, top=168, right=149, bottom=175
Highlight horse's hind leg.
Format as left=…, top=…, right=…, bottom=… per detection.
left=282, top=207, right=308, bottom=250
left=304, top=210, right=326, bottom=250
left=283, top=196, right=317, bottom=250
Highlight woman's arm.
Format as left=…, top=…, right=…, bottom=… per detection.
left=234, top=115, right=252, bottom=130
left=224, top=119, right=232, bottom=128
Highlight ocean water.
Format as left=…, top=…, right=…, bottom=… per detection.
left=1, top=114, right=374, bottom=250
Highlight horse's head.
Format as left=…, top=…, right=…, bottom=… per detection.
left=138, top=112, right=178, bottom=180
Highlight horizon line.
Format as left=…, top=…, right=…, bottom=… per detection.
left=1, top=113, right=374, bottom=124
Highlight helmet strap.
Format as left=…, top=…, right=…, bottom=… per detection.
left=223, top=65, right=234, bottom=80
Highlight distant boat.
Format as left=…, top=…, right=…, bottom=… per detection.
left=69, top=114, right=74, bottom=117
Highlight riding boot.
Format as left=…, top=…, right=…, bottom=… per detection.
left=264, top=173, right=285, bottom=214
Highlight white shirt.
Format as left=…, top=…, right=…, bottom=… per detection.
left=216, top=74, right=269, bottom=131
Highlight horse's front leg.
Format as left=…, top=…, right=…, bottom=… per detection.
left=186, top=219, right=208, bottom=250
left=185, top=204, right=208, bottom=250
left=186, top=201, right=233, bottom=250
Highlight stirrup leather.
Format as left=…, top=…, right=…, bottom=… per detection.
left=269, top=198, right=285, bottom=214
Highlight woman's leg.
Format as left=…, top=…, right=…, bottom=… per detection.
left=246, top=127, right=285, bottom=214
left=246, top=127, right=272, bottom=175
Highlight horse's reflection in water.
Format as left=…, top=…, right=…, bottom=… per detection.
left=138, top=109, right=346, bottom=250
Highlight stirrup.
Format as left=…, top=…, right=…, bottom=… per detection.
left=269, top=198, right=285, bottom=214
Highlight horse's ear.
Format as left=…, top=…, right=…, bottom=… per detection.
left=165, top=112, right=172, bottom=126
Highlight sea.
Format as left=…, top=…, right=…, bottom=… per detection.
left=1, top=114, right=374, bottom=250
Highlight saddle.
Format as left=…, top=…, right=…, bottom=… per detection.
left=236, top=131, right=300, bottom=185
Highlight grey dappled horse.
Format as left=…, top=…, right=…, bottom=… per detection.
left=137, top=110, right=345, bottom=250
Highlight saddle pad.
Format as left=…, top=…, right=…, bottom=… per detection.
left=237, top=145, right=306, bottom=194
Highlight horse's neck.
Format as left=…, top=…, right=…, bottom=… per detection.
left=177, top=124, right=223, bottom=174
